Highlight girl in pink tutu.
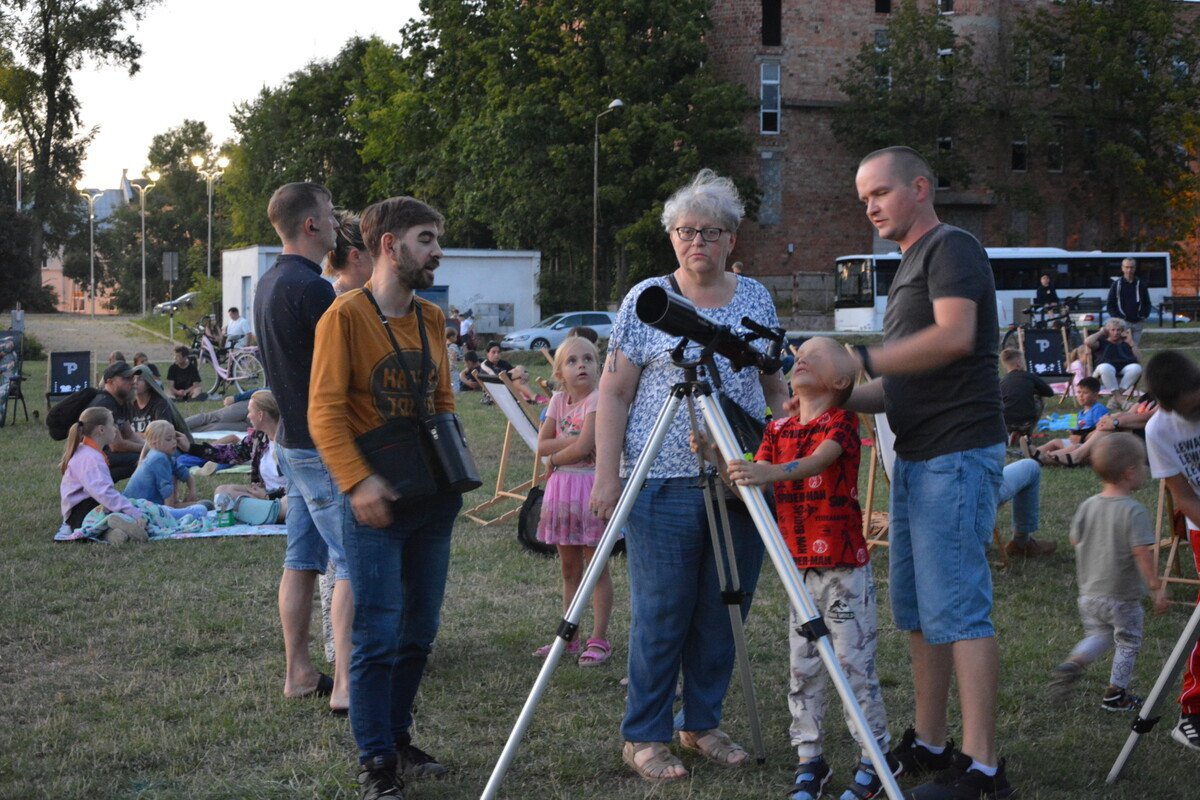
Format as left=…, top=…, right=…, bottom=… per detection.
left=534, top=335, right=613, bottom=665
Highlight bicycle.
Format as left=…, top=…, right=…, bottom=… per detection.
left=178, top=315, right=264, bottom=396
left=1000, top=293, right=1085, bottom=352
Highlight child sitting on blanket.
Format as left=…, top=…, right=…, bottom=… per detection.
left=59, top=407, right=148, bottom=540
left=1025, top=377, right=1110, bottom=467
left=125, top=420, right=211, bottom=520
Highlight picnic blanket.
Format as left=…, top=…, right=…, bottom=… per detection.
left=191, top=430, right=247, bottom=441
left=1036, top=412, right=1079, bottom=432
left=54, top=504, right=285, bottom=543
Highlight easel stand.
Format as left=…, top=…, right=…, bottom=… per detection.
left=1107, top=599, right=1200, bottom=783
left=480, top=351, right=901, bottom=800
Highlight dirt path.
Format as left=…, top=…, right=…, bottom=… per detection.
left=23, top=313, right=175, bottom=364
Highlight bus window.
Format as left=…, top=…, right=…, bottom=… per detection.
left=876, top=261, right=899, bottom=296
left=834, top=259, right=873, bottom=307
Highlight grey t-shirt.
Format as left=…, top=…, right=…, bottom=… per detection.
left=1070, top=494, right=1154, bottom=600
left=881, top=224, right=1005, bottom=460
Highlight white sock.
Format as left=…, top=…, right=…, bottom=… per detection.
left=969, top=759, right=997, bottom=777
left=915, top=737, right=945, bottom=755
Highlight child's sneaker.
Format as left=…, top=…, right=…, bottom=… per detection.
left=907, top=752, right=1015, bottom=800
left=1172, top=714, right=1200, bottom=751
left=1100, top=686, right=1142, bottom=712
left=1048, top=661, right=1083, bottom=700
left=838, top=752, right=902, bottom=800
left=892, top=727, right=954, bottom=778
left=789, top=757, right=832, bottom=800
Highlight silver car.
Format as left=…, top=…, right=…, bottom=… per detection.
left=500, top=311, right=616, bottom=351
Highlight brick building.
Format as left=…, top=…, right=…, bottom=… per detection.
left=706, top=1, right=1199, bottom=299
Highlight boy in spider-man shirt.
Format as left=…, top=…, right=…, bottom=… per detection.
left=728, top=336, right=897, bottom=800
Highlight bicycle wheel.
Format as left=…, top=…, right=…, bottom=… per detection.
left=232, top=351, right=264, bottom=394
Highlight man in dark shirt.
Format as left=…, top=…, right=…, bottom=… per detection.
left=1034, top=273, right=1060, bottom=314
left=849, top=146, right=1012, bottom=799
left=999, top=347, right=1054, bottom=433
left=87, top=362, right=144, bottom=481
left=166, top=345, right=204, bottom=401
left=1105, top=257, right=1153, bottom=344
left=254, top=182, right=352, bottom=715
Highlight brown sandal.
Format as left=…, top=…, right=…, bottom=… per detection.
left=678, top=728, right=749, bottom=767
left=622, top=741, right=688, bottom=782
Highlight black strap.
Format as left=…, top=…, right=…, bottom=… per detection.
left=668, top=272, right=682, bottom=295
left=361, top=287, right=433, bottom=417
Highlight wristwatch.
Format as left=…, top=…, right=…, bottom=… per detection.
left=1112, top=417, right=1120, bottom=429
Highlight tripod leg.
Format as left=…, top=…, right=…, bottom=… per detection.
left=695, top=393, right=902, bottom=800
left=1107, top=598, right=1200, bottom=783
left=480, top=392, right=683, bottom=800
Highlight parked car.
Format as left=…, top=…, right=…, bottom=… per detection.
left=500, top=311, right=617, bottom=351
left=1071, top=310, right=1190, bottom=327
left=153, top=292, right=198, bottom=314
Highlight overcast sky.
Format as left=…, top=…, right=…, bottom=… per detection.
left=72, top=0, right=422, bottom=188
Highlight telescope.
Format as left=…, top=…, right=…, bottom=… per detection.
left=635, top=285, right=785, bottom=373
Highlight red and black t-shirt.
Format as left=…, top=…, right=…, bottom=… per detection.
left=755, top=407, right=868, bottom=570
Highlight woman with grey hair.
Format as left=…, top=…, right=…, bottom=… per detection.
left=590, top=168, right=787, bottom=781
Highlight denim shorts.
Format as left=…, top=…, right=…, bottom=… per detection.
left=277, top=445, right=349, bottom=581
left=889, top=443, right=1003, bottom=645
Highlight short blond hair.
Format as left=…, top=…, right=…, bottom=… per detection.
left=1091, top=432, right=1146, bottom=484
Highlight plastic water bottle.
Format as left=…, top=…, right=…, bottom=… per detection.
left=213, top=492, right=234, bottom=512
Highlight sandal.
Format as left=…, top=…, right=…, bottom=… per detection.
left=578, top=637, right=611, bottom=667
left=532, top=639, right=580, bottom=658
left=678, top=728, right=749, bottom=768
left=622, top=741, right=688, bottom=782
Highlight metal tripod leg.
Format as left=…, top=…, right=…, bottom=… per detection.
left=480, top=391, right=683, bottom=800
left=1107, top=598, right=1200, bottom=783
left=694, top=392, right=901, bottom=800
left=686, top=399, right=767, bottom=764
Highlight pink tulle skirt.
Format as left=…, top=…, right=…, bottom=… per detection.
left=537, top=468, right=606, bottom=546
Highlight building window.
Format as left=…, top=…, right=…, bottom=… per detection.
left=1011, top=44, right=1030, bottom=85
left=1012, top=134, right=1028, bottom=172
left=762, top=0, right=781, bottom=47
left=1083, top=127, right=1097, bottom=172
left=938, top=48, right=954, bottom=81
left=760, top=62, right=781, bottom=134
left=759, top=152, right=782, bottom=226
left=1048, top=125, right=1064, bottom=172
left=874, top=30, right=891, bottom=92
left=1049, top=51, right=1065, bottom=88
left=938, top=0, right=954, bottom=13
left=937, top=135, right=952, bottom=188
left=876, top=0, right=891, bottom=13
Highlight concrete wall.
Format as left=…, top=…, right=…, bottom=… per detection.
left=221, top=245, right=282, bottom=329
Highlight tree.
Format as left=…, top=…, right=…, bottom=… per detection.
left=1012, top=0, right=1200, bottom=253
left=0, top=0, right=158, bottom=291
left=831, top=0, right=984, bottom=188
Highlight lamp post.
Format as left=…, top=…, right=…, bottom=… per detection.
left=129, top=170, right=161, bottom=316
left=191, top=153, right=230, bottom=278
left=592, top=98, right=624, bottom=310
left=77, top=183, right=104, bottom=318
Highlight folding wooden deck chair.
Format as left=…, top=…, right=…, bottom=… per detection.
left=1015, top=325, right=1077, bottom=409
left=1153, top=480, right=1200, bottom=605
left=461, top=372, right=546, bottom=526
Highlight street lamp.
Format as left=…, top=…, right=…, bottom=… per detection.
left=592, top=98, right=624, bottom=310
left=129, top=170, right=160, bottom=316
left=191, top=153, right=230, bottom=278
left=76, top=182, right=104, bottom=319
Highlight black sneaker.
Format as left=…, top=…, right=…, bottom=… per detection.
left=839, top=751, right=903, bottom=800
left=397, top=741, right=449, bottom=779
left=789, top=757, right=832, bottom=800
left=1173, top=714, right=1200, bottom=752
left=1100, top=687, right=1142, bottom=712
left=893, top=727, right=955, bottom=778
left=906, top=752, right=1015, bottom=800
left=358, top=755, right=404, bottom=800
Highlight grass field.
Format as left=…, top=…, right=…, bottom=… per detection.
left=3, top=347, right=1199, bottom=799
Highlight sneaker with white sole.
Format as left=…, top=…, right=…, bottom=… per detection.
left=1173, top=714, right=1200, bottom=752
left=1100, top=686, right=1142, bottom=712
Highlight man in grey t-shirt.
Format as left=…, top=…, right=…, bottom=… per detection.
left=848, top=147, right=1010, bottom=799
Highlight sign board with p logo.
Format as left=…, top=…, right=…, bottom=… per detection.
left=1022, top=328, right=1068, bottom=377
left=48, top=351, right=93, bottom=396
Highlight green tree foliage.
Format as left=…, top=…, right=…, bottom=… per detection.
left=831, top=0, right=983, bottom=188
left=223, top=38, right=376, bottom=246
left=0, top=0, right=158, bottom=293
left=1012, top=0, right=1200, bottom=252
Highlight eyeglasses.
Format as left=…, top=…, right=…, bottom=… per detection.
left=674, top=226, right=726, bottom=242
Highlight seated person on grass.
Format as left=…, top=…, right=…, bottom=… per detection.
left=999, top=347, right=1054, bottom=438
left=224, top=307, right=254, bottom=348
left=129, top=370, right=174, bottom=434
left=59, top=407, right=147, bottom=539
left=1031, top=395, right=1159, bottom=470
left=1025, top=377, right=1109, bottom=467
left=132, top=352, right=160, bottom=379
left=459, top=350, right=482, bottom=391
left=124, top=420, right=210, bottom=520
left=87, top=362, right=145, bottom=481
left=211, top=390, right=286, bottom=523
left=166, top=345, right=205, bottom=402
left=998, top=458, right=1054, bottom=557
left=107, top=350, right=126, bottom=366
left=480, top=341, right=543, bottom=404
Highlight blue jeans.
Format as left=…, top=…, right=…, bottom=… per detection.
left=276, top=446, right=348, bottom=580
left=997, top=458, right=1041, bottom=544
left=889, top=443, right=1004, bottom=645
left=621, top=478, right=764, bottom=743
left=343, top=492, right=462, bottom=761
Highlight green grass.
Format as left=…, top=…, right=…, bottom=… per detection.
left=2, top=355, right=1198, bottom=798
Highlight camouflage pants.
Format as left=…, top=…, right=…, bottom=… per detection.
left=1071, top=595, right=1144, bottom=690
left=789, top=565, right=890, bottom=760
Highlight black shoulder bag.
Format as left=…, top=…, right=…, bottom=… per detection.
left=354, top=291, right=482, bottom=504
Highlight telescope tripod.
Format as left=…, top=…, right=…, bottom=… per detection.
left=480, top=362, right=901, bottom=800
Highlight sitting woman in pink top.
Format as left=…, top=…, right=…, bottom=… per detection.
left=59, top=407, right=146, bottom=537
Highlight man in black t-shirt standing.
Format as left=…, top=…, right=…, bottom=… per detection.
left=87, top=362, right=145, bottom=481
left=849, top=147, right=1012, bottom=799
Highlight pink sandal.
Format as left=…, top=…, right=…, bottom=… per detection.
left=578, top=637, right=611, bottom=667
left=533, top=639, right=580, bottom=658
